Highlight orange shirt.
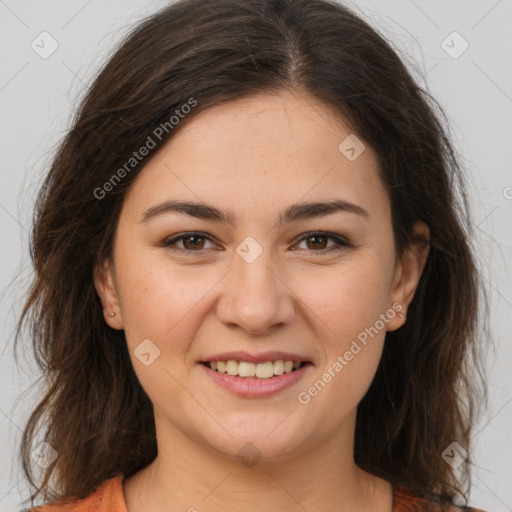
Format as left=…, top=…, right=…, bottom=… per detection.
left=25, top=473, right=487, bottom=512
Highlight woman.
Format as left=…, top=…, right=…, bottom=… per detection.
left=17, top=0, right=489, bottom=510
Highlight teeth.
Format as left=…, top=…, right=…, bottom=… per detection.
left=207, top=359, right=304, bottom=378
left=273, top=360, right=284, bottom=375
left=226, top=360, right=238, bottom=376
left=256, top=361, right=274, bottom=378
left=238, top=361, right=256, bottom=377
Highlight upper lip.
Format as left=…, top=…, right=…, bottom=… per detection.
left=200, top=351, right=311, bottom=364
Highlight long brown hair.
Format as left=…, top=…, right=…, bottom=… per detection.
left=16, top=0, right=488, bottom=508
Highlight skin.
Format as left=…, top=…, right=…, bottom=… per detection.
left=94, top=89, right=429, bottom=512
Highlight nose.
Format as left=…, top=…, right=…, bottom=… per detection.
left=215, top=246, right=296, bottom=335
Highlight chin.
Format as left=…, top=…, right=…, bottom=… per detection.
left=199, top=416, right=312, bottom=464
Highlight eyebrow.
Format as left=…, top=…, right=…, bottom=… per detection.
left=139, top=199, right=369, bottom=225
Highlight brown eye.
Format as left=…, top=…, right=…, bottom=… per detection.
left=182, top=235, right=206, bottom=250
left=304, top=234, right=329, bottom=250
left=163, top=231, right=351, bottom=255
left=296, top=232, right=351, bottom=253
left=163, top=232, right=217, bottom=252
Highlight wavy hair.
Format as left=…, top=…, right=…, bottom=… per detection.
left=16, top=0, right=488, bottom=508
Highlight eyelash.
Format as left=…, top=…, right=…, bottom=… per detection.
left=162, top=231, right=352, bottom=255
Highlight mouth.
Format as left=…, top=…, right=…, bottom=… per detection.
left=198, top=358, right=313, bottom=398
left=200, top=360, right=310, bottom=379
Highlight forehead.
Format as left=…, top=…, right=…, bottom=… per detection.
left=166, top=90, right=362, bottom=165
left=122, top=90, right=389, bottom=225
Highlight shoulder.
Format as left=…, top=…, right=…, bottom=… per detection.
left=393, top=487, right=488, bottom=512
left=24, top=473, right=126, bottom=512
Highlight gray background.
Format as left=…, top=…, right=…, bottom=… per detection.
left=1, top=0, right=511, bottom=510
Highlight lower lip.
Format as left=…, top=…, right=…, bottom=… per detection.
left=199, top=362, right=312, bottom=398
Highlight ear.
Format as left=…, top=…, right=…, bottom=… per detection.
left=93, top=258, right=124, bottom=330
left=386, top=221, right=430, bottom=332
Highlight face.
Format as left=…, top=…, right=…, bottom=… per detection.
left=95, top=90, right=428, bottom=463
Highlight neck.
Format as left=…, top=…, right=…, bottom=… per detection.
left=123, top=412, right=393, bottom=512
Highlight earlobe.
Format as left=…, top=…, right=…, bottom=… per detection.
left=93, top=259, right=124, bottom=330
left=387, top=221, right=430, bottom=332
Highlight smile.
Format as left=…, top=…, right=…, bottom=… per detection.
left=203, top=359, right=306, bottom=378
left=199, top=360, right=313, bottom=398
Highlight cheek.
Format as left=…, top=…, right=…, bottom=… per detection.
left=291, top=255, right=394, bottom=345
left=297, top=337, right=384, bottom=437
left=112, top=248, right=190, bottom=369
left=113, top=253, right=209, bottom=403
left=289, top=255, right=392, bottom=406
left=293, top=263, right=389, bottom=424
left=113, top=245, right=206, bottom=351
